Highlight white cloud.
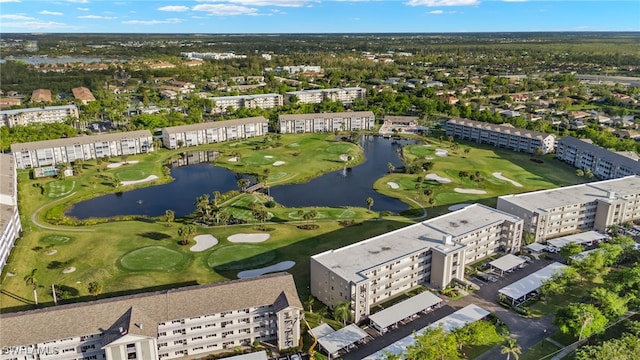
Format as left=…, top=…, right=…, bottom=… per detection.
left=2, top=20, right=70, bottom=30
left=78, top=14, right=117, bottom=19
left=0, top=14, right=35, bottom=20
left=40, top=10, right=64, bottom=16
left=429, top=10, right=444, bottom=14
left=195, top=0, right=311, bottom=7
left=121, top=18, right=183, bottom=25
left=192, top=4, right=259, bottom=16
left=0, top=0, right=21, bottom=3
left=77, top=7, right=89, bottom=11
left=67, top=0, right=88, bottom=3
left=158, top=5, right=189, bottom=12
left=406, top=0, right=479, bottom=6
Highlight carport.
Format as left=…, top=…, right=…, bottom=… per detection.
left=309, top=323, right=335, bottom=339
left=498, top=262, right=567, bottom=305
left=547, top=231, right=609, bottom=249
left=317, top=324, right=370, bottom=359
left=489, top=254, right=526, bottom=276
left=368, top=291, right=443, bottom=334
left=526, top=243, right=547, bottom=253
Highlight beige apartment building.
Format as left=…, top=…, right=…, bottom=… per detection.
left=278, top=111, right=375, bottom=134
left=445, top=118, right=556, bottom=154
left=0, top=105, right=78, bottom=127
left=285, top=87, right=366, bottom=105
left=0, top=154, right=21, bottom=273
left=310, top=204, right=523, bottom=322
left=10, top=130, right=154, bottom=169
left=497, top=175, right=640, bottom=241
left=209, top=94, right=283, bottom=114
left=0, top=274, right=302, bottom=360
left=556, top=136, right=640, bottom=180
left=161, top=117, right=269, bottom=149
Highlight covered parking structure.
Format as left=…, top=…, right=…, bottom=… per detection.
left=309, top=323, right=335, bottom=339
left=498, top=262, right=568, bottom=305
left=526, top=242, right=547, bottom=253
left=362, top=304, right=491, bottom=360
left=546, top=231, right=609, bottom=251
left=221, top=351, right=268, bottom=360
left=317, top=324, right=371, bottom=359
left=368, top=290, right=443, bottom=334
left=489, top=254, right=526, bottom=275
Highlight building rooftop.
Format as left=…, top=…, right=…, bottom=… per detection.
left=447, top=118, right=554, bottom=140
left=0, top=273, right=302, bottom=347
left=498, top=175, right=640, bottom=212
left=71, top=86, right=96, bottom=101
left=312, top=204, right=521, bottom=283
left=384, top=115, right=419, bottom=124
left=559, top=136, right=640, bottom=174
left=279, top=111, right=374, bottom=121
left=162, top=117, right=267, bottom=134
left=10, top=130, right=152, bottom=152
left=0, top=105, right=77, bottom=116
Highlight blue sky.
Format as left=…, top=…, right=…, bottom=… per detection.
left=1, top=0, right=638, bottom=33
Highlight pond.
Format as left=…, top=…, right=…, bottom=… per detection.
left=65, top=136, right=415, bottom=219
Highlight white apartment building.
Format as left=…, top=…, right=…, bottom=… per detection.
left=445, top=118, right=556, bottom=154
left=0, top=274, right=302, bottom=360
left=497, top=175, right=640, bottom=241
left=279, top=111, right=375, bottom=134
left=556, top=136, right=640, bottom=180
left=10, top=130, right=154, bottom=169
left=285, top=87, right=366, bottom=105
left=0, top=105, right=79, bottom=127
left=0, top=154, right=21, bottom=273
left=275, top=65, right=323, bottom=74
left=161, top=117, right=269, bottom=149
left=209, top=94, right=283, bottom=114
left=310, top=204, right=523, bottom=322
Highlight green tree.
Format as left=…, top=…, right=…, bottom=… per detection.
left=87, top=281, right=103, bottom=297
left=575, top=333, right=640, bottom=360
left=333, top=301, right=352, bottom=325
left=165, top=209, right=175, bottom=225
left=237, top=178, right=250, bottom=192
left=23, top=268, right=38, bottom=305
left=366, top=197, right=374, bottom=211
left=554, top=303, right=608, bottom=340
left=560, top=242, right=584, bottom=262
left=573, top=250, right=609, bottom=282
left=387, top=162, right=395, bottom=173
left=590, top=287, right=629, bottom=320
left=177, top=225, right=196, bottom=245
left=407, top=325, right=460, bottom=360
left=500, top=338, right=521, bottom=360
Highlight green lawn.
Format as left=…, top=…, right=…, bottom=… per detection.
left=520, top=339, right=562, bottom=360
left=119, top=246, right=189, bottom=271
left=113, top=161, right=156, bottom=181
left=45, top=180, right=76, bottom=198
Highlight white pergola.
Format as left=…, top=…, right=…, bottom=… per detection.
left=489, top=254, right=526, bottom=275
left=317, top=324, right=370, bottom=359
left=369, top=291, right=442, bottom=334
left=498, top=262, right=568, bottom=305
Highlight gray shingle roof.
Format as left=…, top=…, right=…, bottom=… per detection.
left=558, top=136, right=640, bottom=174
left=447, top=118, right=553, bottom=140
left=162, top=117, right=268, bottom=134
left=10, top=130, right=152, bottom=152
left=0, top=273, right=302, bottom=346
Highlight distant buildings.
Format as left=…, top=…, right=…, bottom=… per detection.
left=161, top=117, right=269, bottom=149
left=71, top=87, right=96, bottom=105
left=0, top=273, right=302, bottom=360
left=311, top=204, right=523, bottom=322
left=0, top=105, right=78, bottom=128
left=208, top=94, right=283, bottom=114
left=10, top=130, right=154, bottom=169
left=556, top=136, right=640, bottom=179
left=445, top=118, right=556, bottom=154
left=285, top=87, right=366, bottom=105
left=0, top=154, right=21, bottom=274
left=275, top=65, right=323, bottom=74
left=279, top=111, right=375, bottom=134
left=181, top=52, right=246, bottom=60
left=0, top=97, right=22, bottom=110
left=497, top=175, right=640, bottom=241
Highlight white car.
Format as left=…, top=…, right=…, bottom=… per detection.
left=290, top=355, right=301, bottom=360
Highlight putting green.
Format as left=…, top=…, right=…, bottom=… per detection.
left=40, top=235, right=73, bottom=244
left=119, top=246, right=187, bottom=271
left=46, top=180, right=76, bottom=198
left=268, top=172, right=288, bottom=181
left=207, top=245, right=276, bottom=271
left=408, top=145, right=433, bottom=157
left=244, top=155, right=275, bottom=165
left=115, top=169, right=148, bottom=181
left=325, top=144, right=354, bottom=154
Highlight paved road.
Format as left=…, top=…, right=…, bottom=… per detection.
left=344, top=258, right=559, bottom=359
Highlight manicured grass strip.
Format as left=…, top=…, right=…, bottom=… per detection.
left=46, top=180, right=75, bottom=198
left=120, top=246, right=187, bottom=271
left=244, top=155, right=276, bottom=165
left=40, top=235, right=73, bottom=244
left=325, top=144, right=354, bottom=154
left=207, top=245, right=276, bottom=271
left=520, top=339, right=562, bottom=360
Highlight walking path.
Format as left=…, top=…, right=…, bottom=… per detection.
left=30, top=192, right=95, bottom=232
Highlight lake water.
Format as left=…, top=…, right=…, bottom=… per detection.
left=65, top=136, right=414, bottom=219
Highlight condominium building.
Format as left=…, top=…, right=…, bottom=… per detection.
left=10, top=130, right=154, bottom=169
left=0, top=105, right=79, bottom=128
left=0, top=154, right=21, bottom=273
left=209, top=94, right=283, bottom=114
left=278, top=111, right=375, bottom=134
left=310, top=204, right=523, bottom=322
left=556, top=136, right=640, bottom=180
left=161, top=117, right=269, bottom=149
left=0, top=273, right=302, bottom=360
left=445, top=118, right=556, bottom=154
left=497, top=175, right=640, bottom=241
left=285, top=87, right=366, bottom=105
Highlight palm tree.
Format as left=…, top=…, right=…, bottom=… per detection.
left=165, top=209, right=175, bottom=225
left=333, top=301, right=352, bottom=325
left=177, top=225, right=196, bottom=245
left=88, top=281, right=103, bottom=298
left=366, top=197, right=374, bottom=211
left=500, top=338, right=521, bottom=360
left=237, top=178, right=250, bottom=192
left=387, top=162, right=395, bottom=174
left=306, top=296, right=315, bottom=313
left=24, top=269, right=38, bottom=305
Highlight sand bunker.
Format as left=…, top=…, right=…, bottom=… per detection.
left=264, top=155, right=274, bottom=159
left=387, top=182, right=400, bottom=189
left=448, top=203, right=472, bottom=211
left=273, top=161, right=286, bottom=166
left=423, top=144, right=431, bottom=147
left=106, top=160, right=140, bottom=169
left=493, top=172, right=523, bottom=187
left=426, top=173, right=452, bottom=183
left=46, top=249, right=57, bottom=256
left=62, top=267, right=76, bottom=274
left=121, top=175, right=159, bottom=186
left=435, top=149, right=449, bottom=157
left=190, top=234, right=219, bottom=252
left=425, top=156, right=434, bottom=160
left=454, top=188, right=487, bottom=194
left=237, top=261, right=296, bottom=279
left=228, top=157, right=238, bottom=162
left=228, top=233, right=271, bottom=243
left=339, top=154, right=350, bottom=162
